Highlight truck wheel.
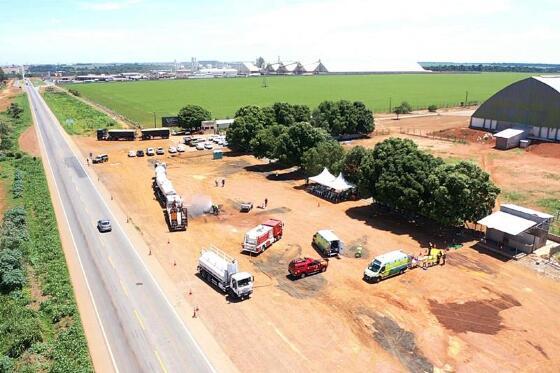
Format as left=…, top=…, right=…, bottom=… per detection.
left=321, top=267, right=326, bottom=272
left=400, top=269, right=405, bottom=275
left=300, top=273, right=306, bottom=279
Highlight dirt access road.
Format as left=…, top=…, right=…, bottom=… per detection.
left=75, top=117, right=560, bottom=373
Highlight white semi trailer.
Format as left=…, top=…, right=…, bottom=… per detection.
left=197, top=247, right=254, bottom=299
left=153, top=163, right=188, bottom=231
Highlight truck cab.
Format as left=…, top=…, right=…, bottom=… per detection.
left=364, top=250, right=411, bottom=282
left=312, top=230, right=344, bottom=257
left=230, top=272, right=254, bottom=298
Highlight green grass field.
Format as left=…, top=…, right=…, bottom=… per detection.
left=68, top=73, right=531, bottom=127
left=42, top=90, right=119, bottom=135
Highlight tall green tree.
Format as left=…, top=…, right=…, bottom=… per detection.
left=271, top=102, right=310, bottom=126
left=0, top=67, right=5, bottom=83
left=427, top=161, right=500, bottom=226
left=312, top=100, right=374, bottom=136
left=301, top=140, right=345, bottom=176
left=275, top=122, right=329, bottom=166
left=251, top=125, right=287, bottom=159
left=369, top=138, right=443, bottom=213
left=255, top=57, right=265, bottom=68
left=235, top=105, right=275, bottom=127
left=226, top=117, right=263, bottom=153
left=177, top=105, right=211, bottom=130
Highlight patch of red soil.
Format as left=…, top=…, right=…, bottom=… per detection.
left=525, top=142, right=560, bottom=159
left=19, top=126, right=41, bottom=157
left=429, top=127, right=495, bottom=144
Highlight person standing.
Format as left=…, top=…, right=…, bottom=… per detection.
left=264, top=198, right=268, bottom=208
left=222, top=178, right=225, bottom=187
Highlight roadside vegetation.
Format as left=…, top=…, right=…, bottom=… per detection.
left=67, top=72, right=531, bottom=124
left=0, top=93, right=92, bottom=372
left=42, top=88, right=118, bottom=135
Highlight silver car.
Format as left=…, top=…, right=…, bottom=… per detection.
left=97, top=219, right=112, bottom=232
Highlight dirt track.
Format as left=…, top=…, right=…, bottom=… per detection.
left=75, top=117, right=560, bottom=372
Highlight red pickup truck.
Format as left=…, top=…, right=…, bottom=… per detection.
left=288, top=257, right=328, bottom=279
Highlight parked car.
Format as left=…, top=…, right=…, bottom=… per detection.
left=97, top=219, right=112, bottom=233
left=177, top=144, right=186, bottom=152
left=168, top=146, right=177, bottom=153
left=92, top=154, right=109, bottom=164
left=196, top=143, right=205, bottom=150
left=204, top=142, right=213, bottom=150
left=288, top=257, right=328, bottom=278
left=240, top=202, right=253, bottom=212
left=156, top=147, right=165, bottom=155
left=136, top=149, right=145, bottom=157
left=222, top=140, right=229, bottom=147
left=128, top=150, right=136, bottom=157
left=146, top=147, right=155, bottom=156
left=183, top=135, right=192, bottom=144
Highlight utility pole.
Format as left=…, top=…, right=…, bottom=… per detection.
left=465, top=91, right=469, bottom=106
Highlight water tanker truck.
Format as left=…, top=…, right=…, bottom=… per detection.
left=242, top=219, right=283, bottom=254
left=153, top=163, right=187, bottom=231
left=197, top=246, right=254, bottom=299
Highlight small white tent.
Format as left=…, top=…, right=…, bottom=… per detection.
left=309, top=168, right=336, bottom=186
left=330, top=173, right=356, bottom=192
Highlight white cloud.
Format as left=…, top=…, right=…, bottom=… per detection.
left=81, top=0, right=142, bottom=11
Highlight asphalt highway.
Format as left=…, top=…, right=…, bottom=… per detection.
left=25, top=83, right=215, bottom=373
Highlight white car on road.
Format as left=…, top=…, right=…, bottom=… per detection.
left=196, top=143, right=205, bottom=150
left=146, top=147, right=155, bottom=156
left=128, top=150, right=136, bottom=157
left=177, top=144, right=186, bottom=152
left=168, top=146, right=177, bottom=154
left=204, top=142, right=213, bottom=150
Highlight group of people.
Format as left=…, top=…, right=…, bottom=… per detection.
left=307, top=184, right=357, bottom=203
left=214, top=178, right=226, bottom=187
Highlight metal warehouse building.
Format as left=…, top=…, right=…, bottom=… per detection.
left=470, top=76, right=560, bottom=146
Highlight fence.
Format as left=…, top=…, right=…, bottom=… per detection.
left=398, top=128, right=469, bottom=144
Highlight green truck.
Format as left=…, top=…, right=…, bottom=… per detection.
left=363, top=250, right=412, bottom=282
left=312, top=230, right=344, bottom=257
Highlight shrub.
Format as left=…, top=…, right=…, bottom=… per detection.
left=428, top=104, right=438, bottom=112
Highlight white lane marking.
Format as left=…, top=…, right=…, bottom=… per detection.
left=108, top=256, right=116, bottom=269
left=36, top=85, right=216, bottom=372
left=27, top=86, right=119, bottom=372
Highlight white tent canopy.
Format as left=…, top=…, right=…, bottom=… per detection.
left=330, top=173, right=356, bottom=192
left=309, top=168, right=355, bottom=192
left=309, top=168, right=336, bottom=185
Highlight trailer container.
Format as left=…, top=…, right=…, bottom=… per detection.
left=141, top=127, right=170, bottom=140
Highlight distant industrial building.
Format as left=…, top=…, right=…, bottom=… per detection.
left=234, top=62, right=261, bottom=76
left=470, top=76, right=560, bottom=148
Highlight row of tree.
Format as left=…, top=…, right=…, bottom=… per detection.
left=300, top=138, right=500, bottom=227
left=225, top=101, right=374, bottom=165
left=176, top=100, right=374, bottom=137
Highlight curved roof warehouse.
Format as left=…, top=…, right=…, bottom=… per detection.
left=470, top=76, right=560, bottom=143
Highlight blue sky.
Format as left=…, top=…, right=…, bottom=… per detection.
left=1, top=0, right=559, bottom=65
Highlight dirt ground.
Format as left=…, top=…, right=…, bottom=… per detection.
left=19, top=125, right=41, bottom=157
left=0, top=80, right=22, bottom=111
left=75, top=118, right=560, bottom=372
